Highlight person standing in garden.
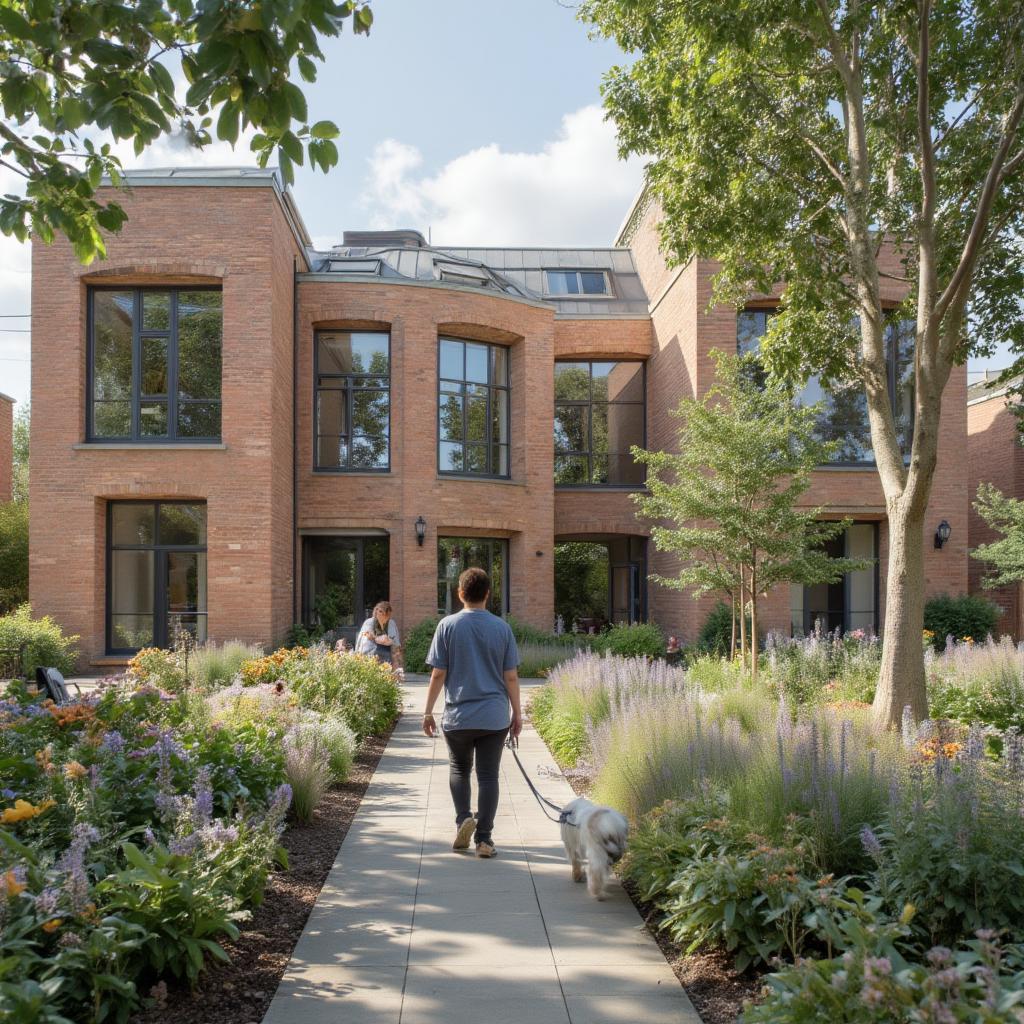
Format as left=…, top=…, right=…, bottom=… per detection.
left=356, top=600, right=403, bottom=670
left=422, top=567, right=522, bottom=858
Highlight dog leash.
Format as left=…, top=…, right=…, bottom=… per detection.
left=505, top=734, right=575, bottom=827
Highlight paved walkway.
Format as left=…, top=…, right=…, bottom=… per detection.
left=263, top=678, right=701, bottom=1024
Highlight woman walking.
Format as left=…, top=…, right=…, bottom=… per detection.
left=422, top=567, right=522, bottom=858
left=356, top=601, right=403, bottom=669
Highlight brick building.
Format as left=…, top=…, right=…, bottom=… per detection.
left=29, top=169, right=967, bottom=668
left=967, top=374, right=1024, bottom=638
left=0, top=393, right=13, bottom=504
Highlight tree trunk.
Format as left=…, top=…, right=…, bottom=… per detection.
left=730, top=592, right=737, bottom=660
left=750, top=588, right=759, bottom=683
left=738, top=567, right=748, bottom=669
left=871, top=499, right=929, bottom=729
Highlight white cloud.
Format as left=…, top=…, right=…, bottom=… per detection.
left=360, top=105, right=644, bottom=246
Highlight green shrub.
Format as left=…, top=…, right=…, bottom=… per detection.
left=923, top=593, right=999, bottom=650
left=0, top=604, right=78, bottom=677
left=528, top=682, right=589, bottom=766
left=685, top=653, right=747, bottom=692
left=598, top=620, right=664, bottom=658
left=517, top=641, right=579, bottom=677
left=867, top=729, right=1024, bottom=947
left=189, top=640, right=264, bottom=689
left=284, top=649, right=402, bottom=738
left=284, top=622, right=319, bottom=647
left=742, top=904, right=1024, bottom=1024
left=0, top=500, right=29, bottom=614
left=404, top=617, right=440, bottom=672
left=926, top=636, right=1024, bottom=733
left=696, top=601, right=736, bottom=657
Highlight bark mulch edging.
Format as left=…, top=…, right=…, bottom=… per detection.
left=536, top=725, right=761, bottom=1024
left=134, top=722, right=395, bottom=1024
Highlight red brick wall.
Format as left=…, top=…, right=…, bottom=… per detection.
left=30, top=184, right=303, bottom=667
left=0, top=396, right=12, bottom=504
left=625, top=200, right=969, bottom=643
left=296, top=282, right=559, bottom=635
left=967, top=392, right=1024, bottom=638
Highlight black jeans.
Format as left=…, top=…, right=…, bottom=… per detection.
left=442, top=727, right=509, bottom=844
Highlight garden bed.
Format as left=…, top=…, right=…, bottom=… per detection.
left=134, top=725, right=393, bottom=1024
left=529, top=646, right=1024, bottom=1024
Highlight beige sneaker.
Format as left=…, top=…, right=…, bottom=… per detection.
left=453, top=817, right=477, bottom=851
left=476, top=841, right=496, bottom=858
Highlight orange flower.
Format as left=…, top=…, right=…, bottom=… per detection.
left=0, top=798, right=56, bottom=824
left=41, top=918, right=62, bottom=933
left=63, top=761, right=88, bottom=781
left=942, top=742, right=963, bottom=759
left=2, top=870, right=26, bottom=898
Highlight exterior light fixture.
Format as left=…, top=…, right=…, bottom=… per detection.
left=934, top=520, right=952, bottom=549
left=415, top=516, right=427, bottom=547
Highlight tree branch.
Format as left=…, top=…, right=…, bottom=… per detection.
left=935, top=88, right=1024, bottom=330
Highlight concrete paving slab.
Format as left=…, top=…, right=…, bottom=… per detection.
left=262, top=677, right=702, bottom=1024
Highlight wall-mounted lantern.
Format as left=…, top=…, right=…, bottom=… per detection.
left=415, top=516, right=427, bottom=547
left=934, top=520, right=952, bottom=549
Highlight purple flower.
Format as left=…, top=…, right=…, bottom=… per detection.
left=860, top=825, right=883, bottom=859
left=192, top=767, right=214, bottom=829
left=35, top=888, right=59, bottom=915
left=1, top=788, right=15, bottom=800
left=100, top=731, right=125, bottom=754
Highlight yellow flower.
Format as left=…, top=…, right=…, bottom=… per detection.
left=63, top=761, right=88, bottom=781
left=41, top=918, right=62, bottom=934
left=922, top=629, right=935, bottom=639
left=0, top=798, right=56, bottom=824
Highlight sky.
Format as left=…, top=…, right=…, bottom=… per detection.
left=0, top=0, right=1012, bottom=410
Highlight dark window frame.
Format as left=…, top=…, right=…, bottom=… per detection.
left=436, top=536, right=510, bottom=617
left=86, top=286, right=222, bottom=444
left=300, top=534, right=391, bottom=638
left=737, top=308, right=914, bottom=468
left=436, top=336, right=511, bottom=480
left=792, top=521, right=880, bottom=636
left=313, top=329, right=392, bottom=473
left=543, top=269, right=614, bottom=297
left=105, top=500, right=208, bottom=655
left=554, top=360, right=647, bottom=489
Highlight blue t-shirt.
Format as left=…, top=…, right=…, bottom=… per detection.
left=426, top=609, right=519, bottom=731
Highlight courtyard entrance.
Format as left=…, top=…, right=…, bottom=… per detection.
left=302, top=534, right=390, bottom=642
left=554, top=535, right=646, bottom=633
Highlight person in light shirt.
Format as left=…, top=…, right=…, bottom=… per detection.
left=355, top=601, right=403, bottom=670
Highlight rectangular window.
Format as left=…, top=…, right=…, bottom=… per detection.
left=437, top=337, right=510, bottom=478
left=554, top=361, right=646, bottom=486
left=315, top=331, right=391, bottom=471
left=107, top=501, right=207, bottom=654
left=89, top=288, right=222, bottom=442
left=544, top=270, right=611, bottom=296
left=790, top=522, right=878, bottom=635
left=737, top=310, right=914, bottom=464
left=438, top=537, right=508, bottom=617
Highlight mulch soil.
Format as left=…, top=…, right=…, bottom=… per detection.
left=133, top=723, right=394, bottom=1024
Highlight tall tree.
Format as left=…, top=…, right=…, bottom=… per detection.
left=583, top=0, right=1024, bottom=725
left=0, top=0, right=372, bottom=262
left=972, top=482, right=1024, bottom=588
left=11, top=403, right=28, bottom=505
left=633, top=352, right=866, bottom=680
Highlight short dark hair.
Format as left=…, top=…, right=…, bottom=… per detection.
left=458, top=567, right=490, bottom=604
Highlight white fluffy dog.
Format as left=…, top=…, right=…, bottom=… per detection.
left=559, top=797, right=629, bottom=900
